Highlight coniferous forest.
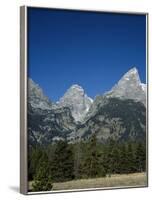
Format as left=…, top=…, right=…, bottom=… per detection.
left=28, top=135, right=146, bottom=192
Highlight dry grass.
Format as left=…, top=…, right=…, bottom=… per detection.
left=29, top=172, right=147, bottom=192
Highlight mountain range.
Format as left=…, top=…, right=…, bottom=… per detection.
left=27, top=67, right=146, bottom=145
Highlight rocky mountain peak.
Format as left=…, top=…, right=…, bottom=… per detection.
left=105, top=67, right=146, bottom=105
left=70, top=84, right=84, bottom=90
left=58, top=84, right=93, bottom=122
left=65, top=84, right=85, bottom=96
left=28, top=78, right=52, bottom=110
left=126, top=67, right=138, bottom=74
left=120, top=67, right=141, bottom=85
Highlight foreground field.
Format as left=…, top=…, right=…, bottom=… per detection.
left=29, top=172, right=147, bottom=192
left=52, top=173, right=147, bottom=190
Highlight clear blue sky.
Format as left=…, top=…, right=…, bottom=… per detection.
left=28, top=8, right=146, bottom=102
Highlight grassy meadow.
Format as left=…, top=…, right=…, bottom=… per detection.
left=29, top=172, right=147, bottom=192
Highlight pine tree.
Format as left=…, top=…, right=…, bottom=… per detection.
left=32, top=151, right=53, bottom=191
left=110, top=146, right=121, bottom=174
left=126, top=142, right=136, bottom=173
left=28, top=146, right=44, bottom=180
left=103, top=139, right=116, bottom=176
left=51, top=140, right=74, bottom=182
left=135, top=142, right=146, bottom=172
left=119, top=143, right=128, bottom=174
left=83, top=135, right=106, bottom=178
left=73, top=141, right=84, bottom=179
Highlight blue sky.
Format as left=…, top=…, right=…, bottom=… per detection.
left=28, top=8, right=146, bottom=102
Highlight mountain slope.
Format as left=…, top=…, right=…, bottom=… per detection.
left=28, top=78, right=52, bottom=110
left=68, top=97, right=146, bottom=143
left=28, top=79, right=77, bottom=146
left=28, top=104, right=76, bottom=146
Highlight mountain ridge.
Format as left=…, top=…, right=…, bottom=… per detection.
left=28, top=67, right=146, bottom=145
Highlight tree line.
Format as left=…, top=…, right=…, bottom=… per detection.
left=28, top=135, right=146, bottom=191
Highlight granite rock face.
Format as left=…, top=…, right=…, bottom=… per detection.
left=58, top=84, right=93, bottom=122
left=28, top=78, right=52, bottom=110
left=68, top=97, right=146, bottom=143
left=104, top=67, right=146, bottom=106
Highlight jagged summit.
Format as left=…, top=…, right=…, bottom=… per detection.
left=28, top=66, right=146, bottom=123
left=28, top=78, right=52, bottom=110
left=124, top=67, right=139, bottom=75
left=65, top=84, right=85, bottom=95
left=27, top=79, right=93, bottom=121
left=70, top=84, right=84, bottom=89
left=127, top=66, right=138, bottom=74
left=121, top=67, right=140, bottom=83
left=105, top=67, right=146, bottom=105
left=58, top=84, right=93, bottom=122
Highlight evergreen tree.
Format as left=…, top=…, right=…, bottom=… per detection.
left=73, top=141, right=84, bottom=179
left=51, top=140, right=74, bottom=182
left=28, top=146, right=44, bottom=180
left=118, top=143, right=129, bottom=174
left=135, top=142, right=146, bottom=172
left=83, top=135, right=106, bottom=178
left=110, top=146, right=121, bottom=174
left=103, top=139, right=116, bottom=176
left=32, top=151, right=53, bottom=191
left=126, top=142, right=136, bottom=173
